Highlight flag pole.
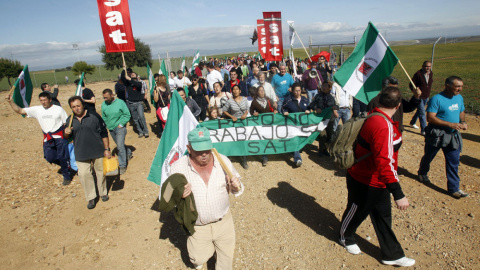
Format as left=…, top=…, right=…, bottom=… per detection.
left=7, top=84, right=16, bottom=97
left=397, top=60, right=416, bottom=89
left=211, top=148, right=239, bottom=192
left=292, top=28, right=323, bottom=84
left=68, top=113, right=74, bottom=128
left=121, top=52, right=126, bottom=73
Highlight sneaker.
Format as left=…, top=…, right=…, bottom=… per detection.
left=411, top=124, right=419, bottom=129
left=418, top=174, right=431, bottom=183
left=101, top=195, right=109, bottom=202
left=119, top=167, right=127, bottom=175
left=451, top=190, right=469, bottom=198
left=344, top=244, right=362, bottom=255
left=194, top=264, right=203, bottom=270
left=241, top=161, right=249, bottom=169
left=382, top=257, right=416, bottom=267
left=87, top=199, right=96, bottom=209
left=138, top=134, right=144, bottom=138
left=63, top=179, right=72, bottom=185
left=295, top=160, right=302, bottom=167
left=144, top=134, right=149, bottom=138
left=127, top=154, right=133, bottom=161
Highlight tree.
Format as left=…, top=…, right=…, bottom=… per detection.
left=72, top=61, right=96, bottom=78
left=98, top=38, right=153, bottom=70
left=0, top=58, right=24, bottom=86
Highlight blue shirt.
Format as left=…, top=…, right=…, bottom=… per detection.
left=427, top=91, right=464, bottom=132
left=272, top=73, right=294, bottom=100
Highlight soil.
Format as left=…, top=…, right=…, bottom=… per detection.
left=1, top=81, right=479, bottom=269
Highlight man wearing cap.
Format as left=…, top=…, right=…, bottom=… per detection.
left=169, top=127, right=244, bottom=270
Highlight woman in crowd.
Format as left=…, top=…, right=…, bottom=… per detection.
left=223, top=84, right=249, bottom=169
left=188, top=74, right=209, bottom=121
left=250, top=85, right=277, bottom=166
left=168, top=71, right=176, bottom=90
left=209, top=82, right=232, bottom=115
left=282, top=82, right=311, bottom=167
left=204, top=106, right=222, bottom=121
left=153, top=74, right=170, bottom=108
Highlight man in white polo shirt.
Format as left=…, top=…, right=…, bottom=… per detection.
left=6, top=91, right=72, bottom=185
left=206, top=63, right=224, bottom=93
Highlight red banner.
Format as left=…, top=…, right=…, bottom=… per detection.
left=262, top=12, right=283, bottom=62
left=97, top=0, right=135, bottom=52
left=257, top=19, right=266, bottom=59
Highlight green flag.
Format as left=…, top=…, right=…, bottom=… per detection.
left=160, top=59, right=169, bottom=86
left=12, top=65, right=33, bottom=110
left=75, top=72, right=85, bottom=96
left=191, top=50, right=200, bottom=71
left=333, top=22, right=398, bottom=104
left=147, top=63, right=156, bottom=108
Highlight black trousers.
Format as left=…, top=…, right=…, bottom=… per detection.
left=339, top=174, right=405, bottom=261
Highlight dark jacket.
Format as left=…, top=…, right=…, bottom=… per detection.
left=282, top=95, right=309, bottom=113
left=308, top=92, right=337, bottom=111
left=159, top=173, right=198, bottom=236
left=410, top=69, right=433, bottom=99
left=121, top=70, right=144, bottom=102
left=67, top=111, right=108, bottom=162
left=223, top=79, right=249, bottom=97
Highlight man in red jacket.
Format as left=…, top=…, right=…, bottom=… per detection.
left=339, top=86, right=415, bottom=267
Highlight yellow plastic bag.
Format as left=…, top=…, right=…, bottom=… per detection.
left=103, top=156, right=119, bottom=176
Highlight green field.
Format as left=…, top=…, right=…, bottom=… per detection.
left=2, top=41, right=479, bottom=113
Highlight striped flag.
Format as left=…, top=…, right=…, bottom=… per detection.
left=75, top=72, right=85, bottom=96
left=180, top=55, right=185, bottom=73
left=333, top=22, right=398, bottom=104
left=12, top=65, right=33, bottom=109
left=148, top=90, right=199, bottom=187
left=147, top=63, right=156, bottom=107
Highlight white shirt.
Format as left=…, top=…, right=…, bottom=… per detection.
left=168, top=77, right=176, bottom=89
left=174, top=76, right=191, bottom=88
left=206, top=69, right=224, bottom=91
left=24, top=105, right=68, bottom=141
left=169, top=154, right=243, bottom=225
left=332, top=83, right=351, bottom=108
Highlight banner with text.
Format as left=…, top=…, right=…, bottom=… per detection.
left=97, top=0, right=135, bottom=52
left=199, top=109, right=332, bottom=156
left=263, top=11, right=283, bottom=62
left=257, top=19, right=266, bottom=59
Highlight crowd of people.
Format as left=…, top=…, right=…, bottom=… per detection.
left=4, top=53, right=470, bottom=268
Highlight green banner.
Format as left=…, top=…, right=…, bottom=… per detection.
left=199, top=109, right=332, bottom=156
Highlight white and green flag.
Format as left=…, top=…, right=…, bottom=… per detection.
left=75, top=72, right=85, bottom=96
left=12, top=65, right=33, bottom=109
left=180, top=55, right=186, bottom=73
left=191, top=50, right=200, bottom=71
left=333, top=22, right=398, bottom=104
left=147, top=62, right=156, bottom=107
left=148, top=90, right=199, bottom=186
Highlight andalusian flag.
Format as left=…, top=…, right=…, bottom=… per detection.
left=148, top=90, right=199, bottom=187
left=12, top=65, right=33, bottom=109
left=191, top=50, right=200, bottom=71
left=75, top=72, right=85, bottom=96
left=147, top=63, right=156, bottom=107
left=160, top=59, right=169, bottom=86
left=180, top=55, right=186, bottom=73
left=333, top=22, right=398, bottom=104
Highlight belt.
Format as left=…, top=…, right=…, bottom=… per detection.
left=339, top=107, right=350, bottom=109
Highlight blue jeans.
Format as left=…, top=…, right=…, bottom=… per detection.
left=306, top=89, right=318, bottom=104
left=277, top=98, right=284, bottom=114
left=410, top=98, right=429, bottom=132
left=43, top=138, right=71, bottom=180
left=110, top=126, right=132, bottom=168
left=418, top=142, right=461, bottom=193
left=293, top=151, right=302, bottom=162
left=333, top=108, right=351, bottom=132
left=128, top=101, right=149, bottom=136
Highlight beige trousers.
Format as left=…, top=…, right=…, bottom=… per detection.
left=77, top=158, right=106, bottom=201
left=187, top=210, right=235, bottom=270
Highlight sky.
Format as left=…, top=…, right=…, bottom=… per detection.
left=0, top=0, right=479, bottom=70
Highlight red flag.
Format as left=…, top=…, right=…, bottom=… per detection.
left=309, top=51, right=331, bottom=63
left=97, top=0, right=135, bottom=52
left=263, top=11, right=283, bottom=62
left=257, top=19, right=266, bottom=59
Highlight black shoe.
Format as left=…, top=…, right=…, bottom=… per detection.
left=451, top=190, right=469, bottom=199
left=144, top=134, right=149, bottom=138
left=101, top=195, right=109, bottom=202
left=63, top=179, right=72, bottom=185
left=418, top=174, right=431, bottom=183
left=87, top=199, right=96, bottom=209
left=262, top=158, right=268, bottom=167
